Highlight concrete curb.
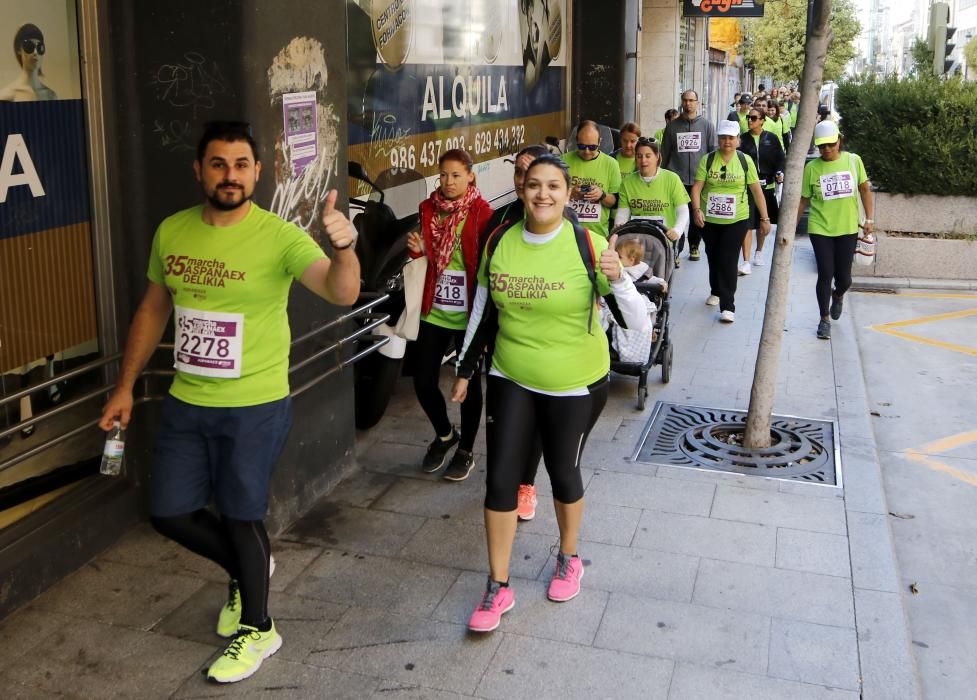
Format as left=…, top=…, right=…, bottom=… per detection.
left=852, top=275, right=977, bottom=291
left=832, top=300, right=922, bottom=699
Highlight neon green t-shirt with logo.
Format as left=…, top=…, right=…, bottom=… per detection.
left=695, top=151, right=759, bottom=225
left=802, top=153, right=868, bottom=237
left=562, top=150, right=622, bottom=239
left=619, top=169, right=690, bottom=229
left=615, top=153, right=636, bottom=177
left=147, top=203, right=327, bottom=407
left=763, top=117, right=788, bottom=149
left=478, top=220, right=612, bottom=392
left=422, top=219, right=469, bottom=330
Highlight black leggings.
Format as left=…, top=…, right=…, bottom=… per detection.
left=152, top=511, right=272, bottom=627
left=484, top=374, right=608, bottom=511
left=700, top=219, right=750, bottom=313
left=809, top=233, right=857, bottom=318
left=413, top=320, right=482, bottom=451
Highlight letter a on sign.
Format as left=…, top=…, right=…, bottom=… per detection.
left=0, top=134, right=46, bottom=203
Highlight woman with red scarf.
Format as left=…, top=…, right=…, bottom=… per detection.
left=406, top=149, right=493, bottom=481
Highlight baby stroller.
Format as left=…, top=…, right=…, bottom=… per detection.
left=607, top=219, right=675, bottom=409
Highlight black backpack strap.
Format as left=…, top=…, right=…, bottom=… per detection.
left=737, top=151, right=750, bottom=201
left=570, top=222, right=627, bottom=333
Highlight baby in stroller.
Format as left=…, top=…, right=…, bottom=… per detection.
left=602, top=237, right=667, bottom=364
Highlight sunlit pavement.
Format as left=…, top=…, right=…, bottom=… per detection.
left=852, top=289, right=977, bottom=700
left=0, top=236, right=922, bottom=699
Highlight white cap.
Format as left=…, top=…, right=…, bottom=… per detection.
left=814, top=120, right=840, bottom=146
left=717, top=120, right=740, bottom=137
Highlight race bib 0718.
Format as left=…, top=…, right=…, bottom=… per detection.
left=706, top=193, right=737, bottom=220
left=174, top=306, right=244, bottom=378
left=819, top=172, right=855, bottom=200
left=432, top=269, right=468, bottom=312
left=677, top=132, right=702, bottom=153
left=571, top=198, right=601, bottom=222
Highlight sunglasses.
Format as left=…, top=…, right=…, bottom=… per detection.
left=719, top=165, right=729, bottom=181
left=21, top=39, right=45, bottom=55
left=747, top=115, right=763, bottom=121
left=577, top=143, right=600, bottom=152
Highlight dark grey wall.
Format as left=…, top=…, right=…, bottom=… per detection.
left=105, top=0, right=357, bottom=534
left=573, top=1, right=627, bottom=131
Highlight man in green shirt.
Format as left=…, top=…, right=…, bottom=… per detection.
left=726, top=94, right=753, bottom=134
left=99, top=121, right=360, bottom=684
left=562, top=120, right=621, bottom=238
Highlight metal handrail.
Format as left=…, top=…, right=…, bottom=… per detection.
left=0, top=297, right=393, bottom=474
left=0, top=353, right=122, bottom=408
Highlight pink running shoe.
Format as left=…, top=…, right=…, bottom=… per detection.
left=467, top=578, right=515, bottom=632
left=547, top=552, right=584, bottom=602
left=516, top=484, right=537, bottom=521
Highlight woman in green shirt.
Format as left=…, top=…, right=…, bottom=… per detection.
left=691, top=120, right=770, bottom=323
left=614, top=138, right=690, bottom=243
left=451, top=155, right=649, bottom=633
left=406, top=149, right=493, bottom=481
left=799, top=121, right=875, bottom=340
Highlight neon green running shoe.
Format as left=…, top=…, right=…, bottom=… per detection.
left=216, top=555, right=276, bottom=638
left=216, top=580, right=241, bottom=638
left=207, top=621, right=282, bottom=684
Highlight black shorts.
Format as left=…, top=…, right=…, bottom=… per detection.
left=150, top=394, right=292, bottom=520
left=749, top=187, right=780, bottom=227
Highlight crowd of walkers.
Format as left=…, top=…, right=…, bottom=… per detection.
left=95, top=79, right=874, bottom=683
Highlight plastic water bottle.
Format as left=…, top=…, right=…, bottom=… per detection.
left=100, top=421, right=126, bottom=476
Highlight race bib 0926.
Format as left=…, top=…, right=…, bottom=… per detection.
left=677, top=132, right=702, bottom=153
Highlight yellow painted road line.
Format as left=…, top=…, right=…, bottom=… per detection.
left=903, top=430, right=977, bottom=487
left=905, top=448, right=977, bottom=488
left=868, top=308, right=977, bottom=357
left=922, top=430, right=977, bottom=454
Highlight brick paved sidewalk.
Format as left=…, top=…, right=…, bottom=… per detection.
left=0, top=240, right=919, bottom=699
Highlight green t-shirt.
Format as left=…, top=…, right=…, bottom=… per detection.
left=802, top=152, right=868, bottom=237
left=619, top=169, right=690, bottom=229
left=478, top=220, right=612, bottom=392
left=147, top=203, right=327, bottom=407
left=562, top=150, right=622, bottom=239
left=615, top=153, right=636, bottom=177
left=736, top=111, right=749, bottom=134
left=695, top=151, right=759, bottom=225
left=763, top=117, right=788, bottom=149
left=422, top=219, right=469, bottom=330
left=654, top=128, right=664, bottom=144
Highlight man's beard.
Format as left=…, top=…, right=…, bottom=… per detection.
left=206, top=184, right=251, bottom=211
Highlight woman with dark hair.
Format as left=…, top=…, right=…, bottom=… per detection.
left=690, top=121, right=770, bottom=323
left=406, top=149, right=493, bottom=481
left=614, top=138, right=689, bottom=243
left=0, top=24, right=57, bottom=101
left=613, top=122, right=641, bottom=177
left=737, top=107, right=785, bottom=272
left=800, top=121, right=874, bottom=340
left=452, top=154, right=649, bottom=633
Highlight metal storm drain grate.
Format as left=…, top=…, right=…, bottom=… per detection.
left=633, top=402, right=840, bottom=486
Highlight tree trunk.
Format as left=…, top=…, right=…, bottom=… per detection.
left=743, top=0, right=834, bottom=448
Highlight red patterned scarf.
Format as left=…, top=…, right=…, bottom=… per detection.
left=427, top=185, right=480, bottom=279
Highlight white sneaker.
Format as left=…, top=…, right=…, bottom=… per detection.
left=738, top=260, right=752, bottom=276
left=705, top=295, right=720, bottom=306
left=720, top=310, right=735, bottom=323
left=752, top=252, right=764, bottom=266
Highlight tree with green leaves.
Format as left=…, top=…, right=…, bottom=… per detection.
left=911, top=37, right=934, bottom=77
left=966, top=36, right=977, bottom=75
left=741, top=0, right=861, bottom=83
